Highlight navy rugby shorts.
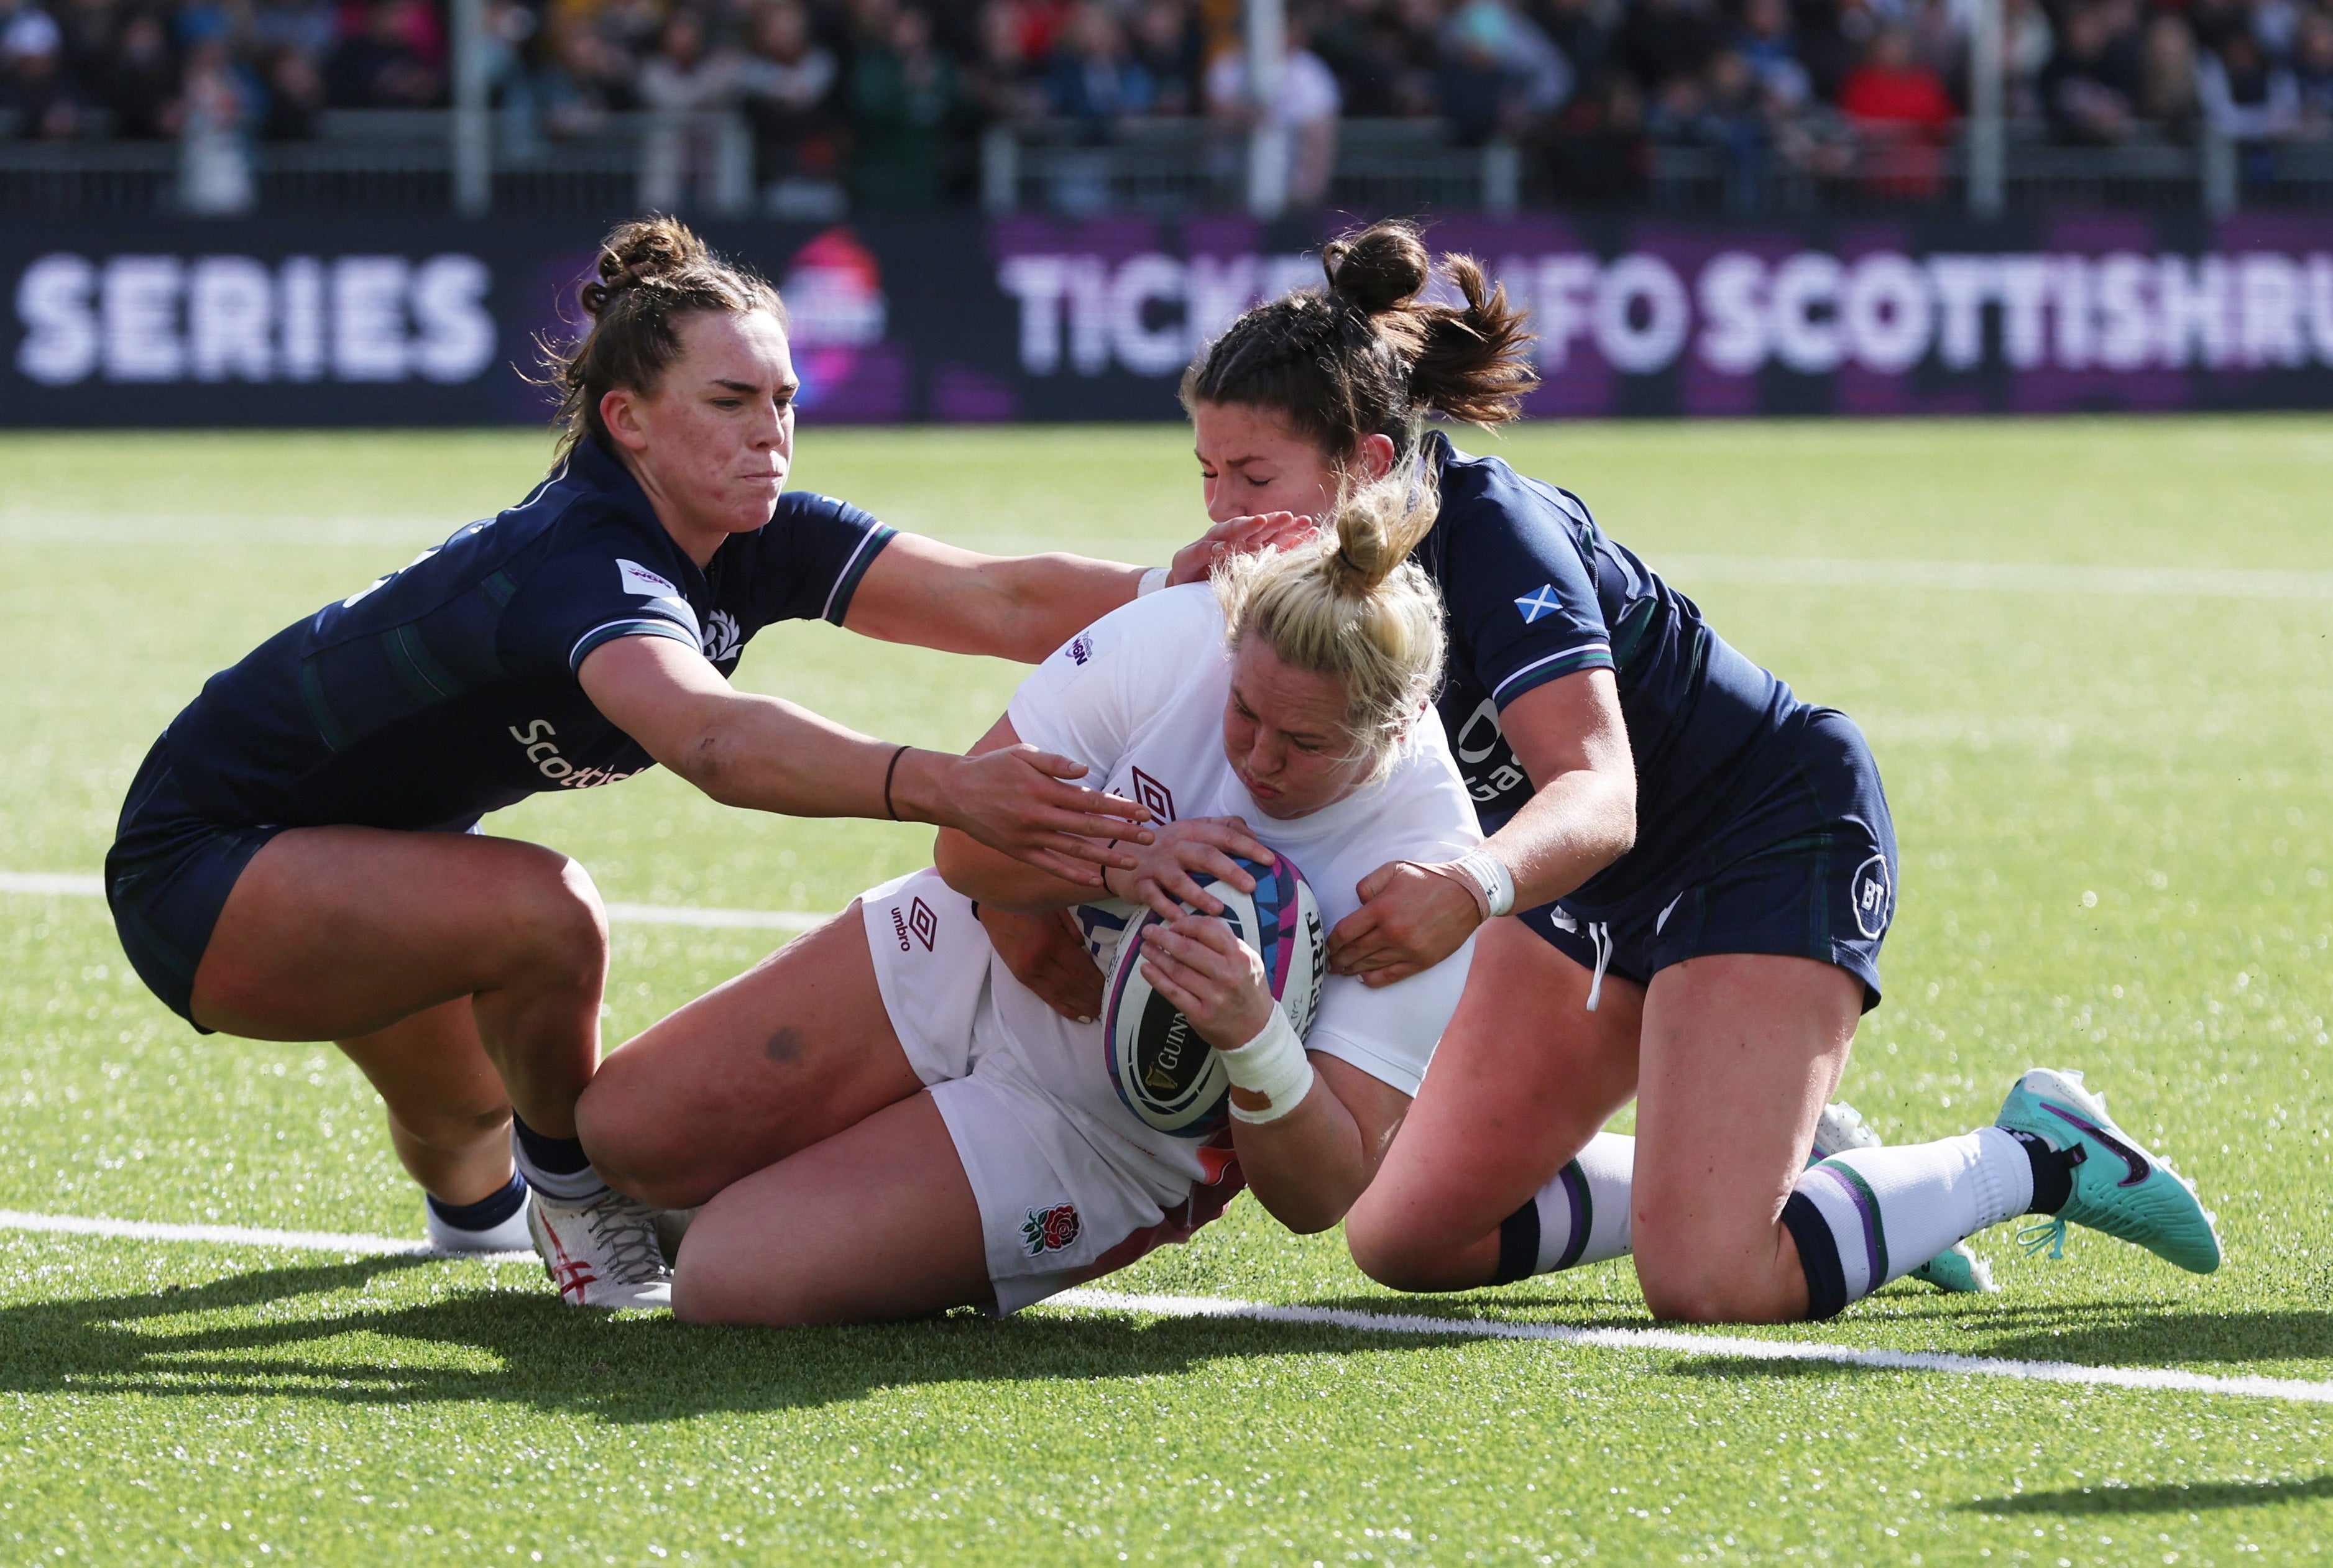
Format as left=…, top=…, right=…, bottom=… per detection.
left=1521, top=709, right=1898, bottom=1014
left=106, top=738, right=479, bottom=1032
left=105, top=740, right=288, bottom=1032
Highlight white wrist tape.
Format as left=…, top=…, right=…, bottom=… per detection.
left=1137, top=565, right=1171, bottom=597
left=1427, top=850, right=1515, bottom=920
left=1217, top=1004, right=1315, bottom=1126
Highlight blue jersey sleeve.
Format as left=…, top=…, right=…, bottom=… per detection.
left=1440, top=469, right=1615, bottom=709
left=720, top=491, right=896, bottom=631
left=499, top=511, right=705, bottom=681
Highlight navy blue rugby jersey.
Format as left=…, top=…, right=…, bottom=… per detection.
left=1413, top=431, right=1807, bottom=907
left=161, top=436, right=894, bottom=832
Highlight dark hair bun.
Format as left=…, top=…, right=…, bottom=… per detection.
left=581, top=217, right=710, bottom=316
left=1322, top=221, right=1432, bottom=315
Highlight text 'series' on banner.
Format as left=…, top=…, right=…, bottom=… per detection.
left=8, top=212, right=2333, bottom=426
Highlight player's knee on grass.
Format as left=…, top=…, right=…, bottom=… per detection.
left=1632, top=1219, right=1805, bottom=1325
left=1344, top=1204, right=1487, bottom=1293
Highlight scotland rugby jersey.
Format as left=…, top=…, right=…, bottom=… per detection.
left=159, top=435, right=893, bottom=832
left=1414, top=432, right=1806, bottom=907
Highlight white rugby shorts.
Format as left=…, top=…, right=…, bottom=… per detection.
left=860, top=869, right=1233, bottom=1314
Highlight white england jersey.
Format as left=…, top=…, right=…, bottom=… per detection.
left=990, top=583, right=1482, bottom=1190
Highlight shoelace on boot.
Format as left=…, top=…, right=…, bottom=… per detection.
left=2016, top=1214, right=2069, bottom=1259
left=580, top=1191, right=668, bottom=1284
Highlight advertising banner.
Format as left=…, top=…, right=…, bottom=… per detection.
left=7, top=210, right=2333, bottom=426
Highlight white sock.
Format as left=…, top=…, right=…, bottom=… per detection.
left=1783, top=1126, right=2033, bottom=1315
left=1494, top=1132, right=1636, bottom=1282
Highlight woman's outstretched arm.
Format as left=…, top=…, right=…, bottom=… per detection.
left=580, top=635, right=1153, bottom=885
left=843, top=515, right=1313, bottom=664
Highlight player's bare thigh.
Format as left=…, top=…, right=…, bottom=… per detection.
left=191, top=825, right=607, bottom=1042
left=577, top=904, right=923, bottom=1209
left=1345, top=915, right=1643, bottom=1291
left=673, top=1091, right=990, bottom=1326
left=1630, top=952, right=1862, bottom=1324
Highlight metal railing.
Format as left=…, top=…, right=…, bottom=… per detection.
left=1643, top=126, right=2333, bottom=219
left=980, top=117, right=1521, bottom=219
left=4, top=110, right=2327, bottom=218
left=0, top=108, right=756, bottom=216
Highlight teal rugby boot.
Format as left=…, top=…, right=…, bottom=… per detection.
left=1995, top=1068, right=2222, bottom=1273
left=1810, top=1102, right=1997, bottom=1294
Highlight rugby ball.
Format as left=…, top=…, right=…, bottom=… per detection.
left=1102, top=851, right=1327, bottom=1137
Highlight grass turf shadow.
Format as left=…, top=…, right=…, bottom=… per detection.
left=1302, top=1291, right=2333, bottom=1379
left=0, top=1255, right=1469, bottom=1423
left=1958, top=1475, right=2333, bottom=1515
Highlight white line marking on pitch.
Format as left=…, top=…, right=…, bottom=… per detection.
left=0, top=872, right=826, bottom=932
left=1660, top=556, right=2333, bottom=600
left=0, top=1209, right=531, bottom=1261
left=1049, top=1290, right=2333, bottom=1407
left=0, top=1209, right=2323, bottom=1407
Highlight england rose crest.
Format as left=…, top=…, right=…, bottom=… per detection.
left=1021, top=1203, right=1080, bottom=1257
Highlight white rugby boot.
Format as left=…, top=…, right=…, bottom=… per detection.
left=1811, top=1101, right=1998, bottom=1294
left=528, top=1188, right=674, bottom=1309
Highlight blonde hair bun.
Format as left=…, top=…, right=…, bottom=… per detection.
left=1213, top=472, right=1447, bottom=781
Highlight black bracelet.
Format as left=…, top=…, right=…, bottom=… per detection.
left=882, top=743, right=911, bottom=822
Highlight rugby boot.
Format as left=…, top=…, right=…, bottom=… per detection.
left=528, top=1188, right=674, bottom=1308
left=1995, top=1068, right=2222, bottom=1273
left=1811, top=1101, right=1997, bottom=1294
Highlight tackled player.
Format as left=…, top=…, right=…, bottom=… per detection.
left=576, top=474, right=1481, bottom=1323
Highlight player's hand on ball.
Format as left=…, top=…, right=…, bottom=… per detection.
left=1100, top=816, right=1270, bottom=919
left=979, top=904, right=1103, bottom=1022
left=1328, top=859, right=1483, bottom=986
left=1138, top=914, right=1274, bottom=1051
left=944, top=745, right=1154, bottom=886
left=1167, top=512, right=1318, bottom=586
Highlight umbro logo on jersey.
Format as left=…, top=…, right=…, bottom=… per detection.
left=617, top=559, right=679, bottom=598
left=1130, top=766, right=1176, bottom=822
left=1515, top=585, right=1563, bottom=624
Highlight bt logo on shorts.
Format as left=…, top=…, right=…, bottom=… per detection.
left=1852, top=853, right=1893, bottom=939
left=506, top=719, right=637, bottom=790
left=891, top=896, right=937, bottom=952
left=1021, top=1202, right=1080, bottom=1256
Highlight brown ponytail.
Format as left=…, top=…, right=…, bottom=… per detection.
left=546, top=216, right=784, bottom=456
left=1181, top=219, right=1539, bottom=464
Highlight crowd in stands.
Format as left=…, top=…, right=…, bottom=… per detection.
left=6, top=0, right=2333, bottom=206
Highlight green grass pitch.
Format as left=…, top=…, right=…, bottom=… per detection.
left=1, top=418, right=2330, bottom=1563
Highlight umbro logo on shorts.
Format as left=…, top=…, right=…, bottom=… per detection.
left=890, top=896, right=938, bottom=952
